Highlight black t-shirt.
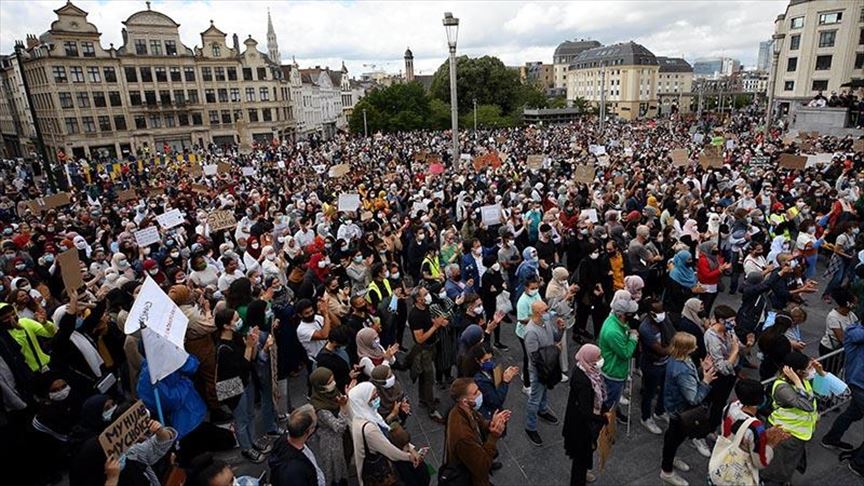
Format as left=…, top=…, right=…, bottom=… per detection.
left=408, top=306, right=435, bottom=344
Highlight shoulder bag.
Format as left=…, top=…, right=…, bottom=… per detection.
left=361, top=422, right=400, bottom=486
left=708, top=416, right=759, bottom=486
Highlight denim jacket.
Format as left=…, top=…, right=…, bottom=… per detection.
left=663, top=358, right=711, bottom=414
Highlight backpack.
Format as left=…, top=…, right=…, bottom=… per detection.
left=531, top=344, right=562, bottom=389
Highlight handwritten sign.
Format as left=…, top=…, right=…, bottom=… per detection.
left=589, top=144, right=606, bottom=156
left=99, top=400, right=150, bottom=458
left=338, top=193, right=361, bottom=212
left=217, top=162, right=232, bottom=174
left=329, top=164, right=350, bottom=178
left=778, top=153, right=807, bottom=170
left=699, top=145, right=723, bottom=168
left=57, top=248, right=84, bottom=295
left=241, top=167, right=256, bottom=177
left=806, top=153, right=833, bottom=168
left=117, top=189, right=138, bottom=202
left=526, top=154, right=544, bottom=170
left=207, top=210, right=237, bottom=231
left=156, top=209, right=183, bottom=230
left=573, top=165, right=595, bottom=185
left=134, top=226, right=160, bottom=247
left=480, top=204, right=502, bottom=226
left=671, top=149, right=689, bottom=166
left=583, top=208, right=598, bottom=223
left=202, top=164, right=218, bottom=176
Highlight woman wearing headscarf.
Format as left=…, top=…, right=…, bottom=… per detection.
left=696, top=241, right=729, bottom=315
left=349, top=382, right=418, bottom=486
left=356, top=327, right=397, bottom=378
left=547, top=266, right=578, bottom=376
left=766, top=235, right=789, bottom=266
left=514, top=246, right=540, bottom=300
left=623, top=276, right=644, bottom=303
left=243, top=235, right=262, bottom=273
left=170, top=285, right=218, bottom=410
left=663, top=250, right=703, bottom=315
left=298, top=252, right=329, bottom=301
left=675, top=298, right=707, bottom=364
left=346, top=249, right=371, bottom=296
left=110, top=252, right=135, bottom=280
left=307, top=367, right=351, bottom=486
left=68, top=394, right=118, bottom=486
left=563, top=344, right=608, bottom=485
left=371, top=364, right=410, bottom=426
left=574, top=242, right=612, bottom=340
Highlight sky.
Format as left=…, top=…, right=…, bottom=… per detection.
left=0, top=0, right=787, bottom=77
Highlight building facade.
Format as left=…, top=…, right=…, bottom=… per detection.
left=520, top=62, right=555, bottom=93
left=656, top=57, right=694, bottom=115
left=566, top=41, right=660, bottom=120
left=692, top=56, right=741, bottom=79
left=740, top=70, right=770, bottom=94
left=771, top=0, right=864, bottom=114
left=552, top=39, right=602, bottom=92
left=757, top=40, right=773, bottom=71
left=0, top=53, right=37, bottom=158
left=404, top=47, right=414, bottom=82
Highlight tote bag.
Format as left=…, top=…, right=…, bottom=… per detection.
left=708, top=416, right=759, bottom=486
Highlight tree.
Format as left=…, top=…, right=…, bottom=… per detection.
left=570, top=97, right=589, bottom=112
left=429, top=55, right=524, bottom=116
left=429, top=98, right=452, bottom=130
left=460, top=104, right=513, bottom=130
left=348, top=81, right=432, bottom=134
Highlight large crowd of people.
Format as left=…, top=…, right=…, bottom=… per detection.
left=0, top=103, right=862, bottom=486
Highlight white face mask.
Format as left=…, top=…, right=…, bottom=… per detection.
left=527, top=289, right=538, bottom=296
left=491, top=263, right=501, bottom=272
left=102, top=404, right=118, bottom=422
left=806, top=369, right=816, bottom=380
left=323, top=381, right=336, bottom=392
left=49, top=385, right=71, bottom=402
left=438, top=290, right=447, bottom=299
left=472, top=304, right=484, bottom=315
left=589, top=252, right=600, bottom=260
left=595, top=357, right=605, bottom=369
left=233, top=317, right=244, bottom=332
left=653, top=312, right=666, bottom=322
left=383, top=375, right=396, bottom=388
left=424, top=294, right=433, bottom=305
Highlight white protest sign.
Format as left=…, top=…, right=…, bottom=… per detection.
left=156, top=209, right=183, bottom=229
left=589, top=144, right=606, bottom=156
left=277, top=160, right=286, bottom=169
left=725, top=139, right=735, bottom=150
left=338, top=193, right=361, bottom=212
left=125, top=276, right=189, bottom=383
left=481, top=205, right=502, bottom=226
left=134, top=226, right=160, bottom=247
left=692, top=133, right=704, bottom=144
left=624, top=148, right=633, bottom=157
left=410, top=201, right=428, bottom=217
left=241, top=167, right=256, bottom=177
left=460, top=153, right=472, bottom=161
left=203, top=164, right=218, bottom=176
left=583, top=208, right=598, bottom=223
left=806, top=152, right=834, bottom=168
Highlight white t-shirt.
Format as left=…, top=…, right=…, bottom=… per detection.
left=297, top=315, right=326, bottom=358
left=821, top=309, right=857, bottom=349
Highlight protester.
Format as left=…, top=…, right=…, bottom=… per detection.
left=563, top=344, right=608, bottom=485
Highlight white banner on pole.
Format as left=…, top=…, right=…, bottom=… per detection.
left=125, top=276, right=189, bottom=383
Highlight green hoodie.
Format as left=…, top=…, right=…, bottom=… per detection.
left=598, top=313, right=637, bottom=380
left=0, top=302, right=55, bottom=372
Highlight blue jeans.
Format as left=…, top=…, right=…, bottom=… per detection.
left=255, top=356, right=278, bottom=434
left=603, top=377, right=626, bottom=411
left=525, top=369, right=549, bottom=431
left=640, top=363, right=667, bottom=420
left=232, top=385, right=256, bottom=450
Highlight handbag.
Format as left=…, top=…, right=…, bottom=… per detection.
left=531, top=344, right=562, bottom=389
left=496, top=290, right=512, bottom=314
left=438, top=422, right=472, bottom=486
left=361, top=422, right=400, bottom=486
left=708, top=416, right=759, bottom=486
left=215, top=344, right=245, bottom=402
left=675, top=403, right=712, bottom=439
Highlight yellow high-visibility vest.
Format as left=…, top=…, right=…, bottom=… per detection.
left=768, top=378, right=818, bottom=441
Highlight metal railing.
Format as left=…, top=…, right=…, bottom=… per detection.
left=760, top=347, right=851, bottom=415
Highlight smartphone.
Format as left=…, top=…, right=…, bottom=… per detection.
left=418, top=446, right=430, bottom=457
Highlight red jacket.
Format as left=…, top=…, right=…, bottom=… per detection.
left=696, top=254, right=724, bottom=285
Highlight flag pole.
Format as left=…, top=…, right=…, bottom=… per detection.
left=153, top=385, right=166, bottom=424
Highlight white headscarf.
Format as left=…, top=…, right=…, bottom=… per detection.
left=348, top=382, right=390, bottom=430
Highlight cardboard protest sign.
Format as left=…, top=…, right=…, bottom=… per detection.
left=216, top=162, right=232, bottom=174
left=699, top=145, right=723, bottom=168
left=117, top=188, right=138, bottom=202
left=413, top=151, right=429, bottom=162
left=853, top=139, right=864, bottom=152
left=806, top=153, right=834, bottom=168
left=57, top=248, right=84, bottom=295
left=124, top=276, right=189, bottom=383
left=597, top=410, right=617, bottom=471
left=202, top=164, right=218, bottom=176
left=495, top=136, right=507, bottom=145
left=338, top=193, right=361, bottom=212
left=329, top=164, right=350, bottom=178
left=573, top=165, right=595, bottom=185
left=782, top=134, right=797, bottom=145
left=99, top=400, right=150, bottom=458
left=44, top=192, right=72, bottom=209
left=134, top=226, right=160, bottom=247
left=526, top=154, right=544, bottom=170
left=188, top=162, right=202, bottom=178
left=778, top=153, right=807, bottom=170
left=207, top=210, right=237, bottom=231
left=156, top=209, right=183, bottom=230
left=480, top=205, right=502, bottom=226
left=671, top=149, right=689, bottom=166
left=473, top=152, right=502, bottom=171
left=190, top=184, right=210, bottom=194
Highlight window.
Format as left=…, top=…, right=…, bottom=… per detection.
left=218, top=88, right=228, bottom=102
left=259, top=87, right=269, bottom=101
left=262, top=108, right=272, bottom=122
left=76, top=92, right=90, bottom=108
left=64, top=41, right=78, bottom=57
left=70, top=66, right=85, bottom=83
left=212, top=45, right=221, bottom=57
left=202, top=67, right=212, bottom=81
left=98, top=115, right=111, bottom=132
left=257, top=67, right=267, bottom=80
left=786, top=57, right=797, bottom=71
left=144, top=90, right=156, bottom=105
left=860, top=28, right=864, bottom=45
left=164, top=114, right=175, bottom=128
left=178, top=113, right=190, bottom=126
left=140, top=67, right=152, bottom=82
left=818, top=12, right=842, bottom=25
left=245, top=87, right=255, bottom=102
left=184, top=66, right=196, bottom=82
left=165, top=40, right=177, bottom=56
left=87, top=66, right=101, bottom=83
left=173, top=89, right=185, bottom=104
left=784, top=80, right=794, bottom=91
left=65, top=117, right=79, bottom=134
left=812, top=80, right=829, bottom=91
left=205, top=89, right=216, bottom=103
left=857, top=53, right=864, bottom=70
left=170, top=67, right=181, bottom=82
left=124, top=66, right=138, bottom=82
left=135, top=39, right=147, bottom=55
left=109, top=91, right=121, bottom=106
left=815, top=55, right=832, bottom=70
left=243, top=68, right=253, bottom=81
left=114, top=115, right=127, bottom=131
left=215, top=67, right=225, bottom=81
left=93, top=92, right=106, bottom=107
left=247, top=108, right=258, bottom=122
left=148, top=114, right=162, bottom=128
left=81, top=116, right=96, bottom=133
left=221, top=110, right=231, bottom=124
left=233, top=109, right=242, bottom=121
left=134, top=115, right=146, bottom=129
left=819, top=30, right=836, bottom=48
left=59, top=92, right=73, bottom=109
left=153, top=66, right=166, bottom=82
left=187, top=90, right=199, bottom=104
left=209, top=110, right=220, bottom=124
left=790, top=16, right=804, bottom=29
left=230, top=88, right=240, bottom=102
left=53, top=66, right=68, bottom=83
left=149, top=40, right=162, bottom=56
left=159, top=90, right=171, bottom=105
left=192, top=113, right=203, bottom=125
left=129, top=91, right=142, bottom=105
left=81, top=42, right=95, bottom=57
left=227, top=67, right=237, bottom=81
left=103, top=67, right=117, bottom=83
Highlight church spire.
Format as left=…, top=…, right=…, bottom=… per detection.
left=266, top=8, right=281, bottom=63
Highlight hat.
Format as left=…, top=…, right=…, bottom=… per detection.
left=611, top=296, right=638, bottom=314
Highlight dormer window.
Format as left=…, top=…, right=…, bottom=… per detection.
left=212, top=44, right=221, bottom=57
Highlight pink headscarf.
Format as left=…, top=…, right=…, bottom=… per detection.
left=624, top=275, right=644, bottom=302
left=575, top=344, right=606, bottom=414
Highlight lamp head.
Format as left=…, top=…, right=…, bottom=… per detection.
left=443, top=12, right=460, bottom=49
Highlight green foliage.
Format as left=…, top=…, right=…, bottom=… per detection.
left=348, top=81, right=431, bottom=134
left=549, top=96, right=568, bottom=109
left=570, top=97, right=589, bottom=112
left=460, top=104, right=513, bottom=129
left=430, top=55, right=539, bottom=117
left=429, top=98, right=452, bottom=130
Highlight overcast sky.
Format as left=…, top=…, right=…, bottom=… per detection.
left=1, top=0, right=787, bottom=76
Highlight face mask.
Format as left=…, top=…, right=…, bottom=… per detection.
left=724, top=319, right=736, bottom=332
left=49, top=385, right=71, bottom=402
left=383, top=375, right=396, bottom=388
left=103, top=404, right=118, bottom=422
left=170, top=251, right=180, bottom=259
left=472, top=247, right=482, bottom=256
left=417, top=234, right=426, bottom=241
left=653, top=312, right=666, bottom=322
left=531, top=252, right=538, bottom=262
left=148, top=268, right=159, bottom=275
left=21, top=283, right=31, bottom=292
left=480, top=360, right=495, bottom=373
left=318, top=260, right=328, bottom=268
left=391, top=271, right=400, bottom=279
left=438, top=290, right=447, bottom=299
left=233, top=318, right=244, bottom=332
left=491, top=263, right=501, bottom=272
left=807, top=227, right=816, bottom=235
left=472, top=392, right=483, bottom=411
left=353, top=255, right=363, bottom=263
left=370, top=397, right=381, bottom=410
left=595, top=357, right=605, bottom=369
left=75, top=241, right=87, bottom=250
left=472, top=304, right=484, bottom=315
left=589, top=252, right=600, bottom=260
left=424, top=294, right=433, bottom=305
left=579, top=228, right=589, bottom=235
left=323, top=381, right=336, bottom=392
left=15, top=264, right=25, bottom=271
left=527, top=289, right=538, bottom=296
left=806, top=369, right=816, bottom=380
left=266, top=254, right=276, bottom=261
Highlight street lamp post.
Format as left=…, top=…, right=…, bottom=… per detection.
left=14, top=40, right=56, bottom=191
left=443, top=12, right=460, bottom=164
left=764, top=32, right=785, bottom=138
left=362, top=109, right=368, bottom=138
